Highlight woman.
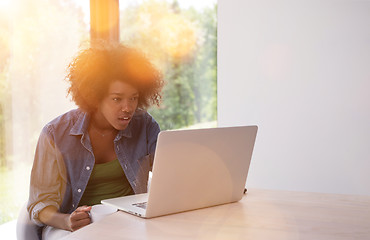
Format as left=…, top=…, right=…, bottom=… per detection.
left=27, top=42, right=163, bottom=239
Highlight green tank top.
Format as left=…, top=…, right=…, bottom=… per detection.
left=79, top=159, right=134, bottom=206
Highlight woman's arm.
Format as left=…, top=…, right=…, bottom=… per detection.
left=28, top=126, right=66, bottom=226
left=146, top=113, right=161, bottom=167
left=39, top=205, right=91, bottom=231
left=30, top=125, right=92, bottom=231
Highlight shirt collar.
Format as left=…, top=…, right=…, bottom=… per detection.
left=115, top=121, right=133, bottom=140
left=69, top=110, right=90, bottom=136
left=69, top=110, right=133, bottom=139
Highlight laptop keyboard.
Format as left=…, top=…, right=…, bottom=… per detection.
left=132, top=201, right=147, bottom=209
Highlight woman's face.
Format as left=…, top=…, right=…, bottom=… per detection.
left=96, top=80, right=139, bottom=131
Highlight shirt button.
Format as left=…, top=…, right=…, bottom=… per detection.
left=86, top=166, right=91, bottom=170
left=77, top=189, right=82, bottom=193
left=124, top=164, right=127, bottom=169
left=72, top=204, right=75, bottom=208
left=116, top=146, right=119, bottom=151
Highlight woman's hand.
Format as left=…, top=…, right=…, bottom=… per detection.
left=67, top=205, right=92, bottom=231
left=39, top=205, right=92, bottom=231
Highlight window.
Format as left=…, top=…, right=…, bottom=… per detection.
left=119, top=0, right=217, bottom=130
left=0, top=0, right=87, bottom=225
left=0, top=0, right=217, bottom=228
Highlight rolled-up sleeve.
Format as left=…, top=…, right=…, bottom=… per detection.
left=27, top=125, right=67, bottom=226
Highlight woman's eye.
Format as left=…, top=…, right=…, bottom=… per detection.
left=113, top=97, right=121, bottom=102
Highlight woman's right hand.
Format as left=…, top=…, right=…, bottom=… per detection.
left=67, top=205, right=92, bottom=231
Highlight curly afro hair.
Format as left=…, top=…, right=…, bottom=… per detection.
left=66, top=42, right=164, bottom=113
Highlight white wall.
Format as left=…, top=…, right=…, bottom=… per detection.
left=218, top=0, right=370, bottom=195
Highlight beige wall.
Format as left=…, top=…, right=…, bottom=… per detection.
left=218, top=0, right=370, bottom=195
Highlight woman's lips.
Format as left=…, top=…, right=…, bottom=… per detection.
left=118, top=116, right=131, bottom=122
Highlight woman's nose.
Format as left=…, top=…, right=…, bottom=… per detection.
left=121, top=100, right=134, bottom=112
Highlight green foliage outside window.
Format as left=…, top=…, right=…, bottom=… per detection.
left=120, top=1, right=217, bottom=130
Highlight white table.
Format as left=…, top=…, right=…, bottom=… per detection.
left=62, top=189, right=370, bottom=240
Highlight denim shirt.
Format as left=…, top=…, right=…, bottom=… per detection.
left=27, top=108, right=160, bottom=226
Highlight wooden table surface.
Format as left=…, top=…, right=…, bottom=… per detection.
left=62, top=189, right=370, bottom=240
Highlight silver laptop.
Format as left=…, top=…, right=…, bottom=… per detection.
left=101, top=125, right=258, bottom=218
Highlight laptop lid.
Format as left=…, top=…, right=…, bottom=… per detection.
left=145, top=125, right=258, bottom=218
